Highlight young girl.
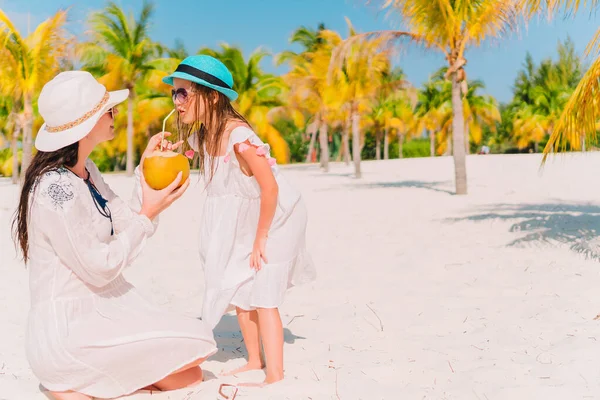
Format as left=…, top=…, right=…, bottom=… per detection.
left=14, top=71, right=217, bottom=400
left=162, top=55, right=316, bottom=386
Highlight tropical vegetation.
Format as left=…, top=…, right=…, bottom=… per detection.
left=0, top=0, right=598, bottom=196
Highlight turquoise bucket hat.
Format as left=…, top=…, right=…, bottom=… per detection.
left=162, top=55, right=238, bottom=101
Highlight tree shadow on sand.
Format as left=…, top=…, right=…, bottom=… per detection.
left=317, top=180, right=454, bottom=195
left=208, top=314, right=306, bottom=364
left=447, top=203, right=600, bottom=259
left=360, top=180, right=454, bottom=195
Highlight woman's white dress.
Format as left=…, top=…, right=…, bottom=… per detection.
left=191, top=126, right=316, bottom=329
left=26, top=159, right=217, bottom=398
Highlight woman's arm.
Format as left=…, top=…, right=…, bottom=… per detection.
left=35, top=174, right=154, bottom=288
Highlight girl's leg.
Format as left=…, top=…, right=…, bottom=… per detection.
left=48, top=392, right=92, bottom=400
left=256, top=307, right=284, bottom=384
left=223, top=307, right=265, bottom=375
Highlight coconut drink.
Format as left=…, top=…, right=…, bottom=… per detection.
left=143, top=150, right=190, bottom=190
left=142, top=109, right=190, bottom=190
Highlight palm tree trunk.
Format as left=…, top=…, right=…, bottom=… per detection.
left=343, top=115, right=351, bottom=165
left=319, top=121, right=329, bottom=172
left=465, top=122, right=470, bottom=154
left=534, top=141, right=539, bottom=153
left=20, top=95, right=33, bottom=180
left=383, top=128, right=389, bottom=160
left=398, top=133, right=405, bottom=159
left=581, top=134, right=586, bottom=152
left=451, top=72, right=468, bottom=195
left=429, top=130, right=435, bottom=157
left=11, top=120, right=20, bottom=184
left=305, top=120, right=318, bottom=163
left=126, top=92, right=135, bottom=176
left=352, top=110, right=361, bottom=178
left=375, top=131, right=381, bottom=160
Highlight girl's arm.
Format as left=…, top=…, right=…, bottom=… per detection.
left=235, top=141, right=279, bottom=270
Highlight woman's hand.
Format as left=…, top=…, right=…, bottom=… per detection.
left=250, top=233, right=268, bottom=271
left=139, top=171, right=189, bottom=220
left=142, top=132, right=184, bottom=159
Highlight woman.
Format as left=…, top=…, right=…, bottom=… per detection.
left=12, top=71, right=217, bottom=400
left=162, top=55, right=316, bottom=386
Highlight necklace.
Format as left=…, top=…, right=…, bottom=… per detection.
left=84, top=170, right=114, bottom=236
left=66, top=167, right=114, bottom=236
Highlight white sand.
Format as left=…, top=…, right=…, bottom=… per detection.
left=3, top=153, right=600, bottom=399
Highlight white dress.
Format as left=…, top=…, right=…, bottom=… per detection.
left=25, top=159, right=217, bottom=399
left=191, top=126, right=316, bottom=329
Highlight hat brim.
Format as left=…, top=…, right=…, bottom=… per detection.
left=162, top=71, right=238, bottom=101
left=35, top=89, right=129, bottom=152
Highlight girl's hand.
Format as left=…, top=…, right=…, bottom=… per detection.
left=143, top=132, right=184, bottom=159
left=250, top=234, right=268, bottom=271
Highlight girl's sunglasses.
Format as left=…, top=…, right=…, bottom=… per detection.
left=105, top=107, right=115, bottom=119
left=171, top=88, right=193, bottom=104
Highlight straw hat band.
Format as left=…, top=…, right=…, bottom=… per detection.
left=174, top=64, right=232, bottom=89
left=46, top=91, right=110, bottom=133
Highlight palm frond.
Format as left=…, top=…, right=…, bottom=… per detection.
left=29, top=10, right=70, bottom=91
left=329, top=30, right=427, bottom=79
left=542, top=52, right=600, bottom=160
left=518, top=0, right=600, bottom=18
left=133, top=0, right=154, bottom=45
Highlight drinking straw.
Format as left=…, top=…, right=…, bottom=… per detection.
left=160, top=109, right=176, bottom=151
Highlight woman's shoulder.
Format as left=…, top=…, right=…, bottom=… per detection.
left=34, top=167, right=79, bottom=211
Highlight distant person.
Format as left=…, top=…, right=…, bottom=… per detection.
left=12, top=71, right=217, bottom=400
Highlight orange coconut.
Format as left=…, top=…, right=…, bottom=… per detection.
left=142, top=150, right=190, bottom=190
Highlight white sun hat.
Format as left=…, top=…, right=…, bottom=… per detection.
left=35, top=71, right=129, bottom=152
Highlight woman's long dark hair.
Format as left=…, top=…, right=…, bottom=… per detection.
left=12, top=142, right=79, bottom=262
left=178, top=83, right=251, bottom=183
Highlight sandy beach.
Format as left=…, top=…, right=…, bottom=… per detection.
left=2, top=153, right=600, bottom=399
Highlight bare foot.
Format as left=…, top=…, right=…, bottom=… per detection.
left=221, top=361, right=265, bottom=376
left=238, top=374, right=284, bottom=387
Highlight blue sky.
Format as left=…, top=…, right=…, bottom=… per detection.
left=1, top=0, right=598, bottom=103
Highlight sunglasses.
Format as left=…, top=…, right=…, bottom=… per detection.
left=105, top=107, right=115, bottom=119
left=171, top=87, right=193, bottom=104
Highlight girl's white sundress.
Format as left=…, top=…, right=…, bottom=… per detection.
left=190, top=126, right=316, bottom=329
left=25, top=159, right=217, bottom=398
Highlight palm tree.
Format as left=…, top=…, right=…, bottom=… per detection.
left=337, top=0, right=522, bottom=193
left=199, top=44, right=289, bottom=163
left=166, top=38, right=188, bottom=60
left=463, top=80, right=501, bottom=153
left=0, top=95, right=20, bottom=182
left=371, top=67, right=409, bottom=159
left=510, top=39, right=581, bottom=152
left=0, top=9, right=71, bottom=180
left=415, top=74, right=451, bottom=157
left=280, top=24, right=348, bottom=171
left=527, top=0, right=600, bottom=159
left=283, top=23, right=327, bottom=55
left=393, top=92, right=420, bottom=158
left=329, top=19, right=393, bottom=178
left=80, top=0, right=162, bottom=175
left=279, top=23, right=336, bottom=169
